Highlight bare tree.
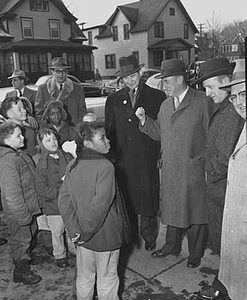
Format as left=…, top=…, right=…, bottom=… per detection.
left=206, top=12, right=223, bottom=56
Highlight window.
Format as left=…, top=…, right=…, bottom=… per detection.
left=105, top=54, right=116, bottom=69
left=123, top=24, right=130, bottom=40
left=112, top=26, right=118, bottom=41
left=154, top=50, right=163, bottom=67
left=88, top=31, right=93, bottom=45
left=184, top=23, right=189, bottom=39
left=67, top=53, right=92, bottom=73
left=30, top=0, right=49, bottom=11
left=49, top=20, right=60, bottom=39
left=84, top=53, right=91, bottom=71
left=132, top=51, right=139, bottom=64
left=19, top=53, right=48, bottom=73
left=21, top=18, right=33, bottom=38
left=169, top=7, right=175, bottom=16
left=154, top=22, right=164, bottom=38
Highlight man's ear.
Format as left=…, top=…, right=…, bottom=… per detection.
left=83, top=139, right=92, bottom=149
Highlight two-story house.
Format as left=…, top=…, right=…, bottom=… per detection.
left=219, top=32, right=245, bottom=62
left=0, top=0, right=96, bottom=86
left=82, top=0, right=198, bottom=79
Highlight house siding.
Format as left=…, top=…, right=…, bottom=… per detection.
left=7, top=1, right=71, bottom=41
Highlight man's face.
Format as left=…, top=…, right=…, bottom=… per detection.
left=51, top=69, right=68, bottom=84
left=230, top=82, right=246, bottom=119
left=4, top=126, right=24, bottom=149
left=48, top=107, right=62, bottom=126
left=122, top=72, right=141, bottom=90
left=11, top=77, right=25, bottom=90
left=162, top=76, right=180, bottom=97
left=7, top=100, right=27, bottom=123
left=203, top=76, right=228, bottom=103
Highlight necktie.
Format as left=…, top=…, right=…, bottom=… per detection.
left=130, top=88, right=136, bottom=107
left=59, top=84, right=63, bottom=92
left=19, top=90, right=22, bottom=97
left=174, top=96, right=180, bottom=109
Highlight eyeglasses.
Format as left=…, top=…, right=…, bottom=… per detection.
left=229, top=90, right=246, bottom=103
left=53, top=69, right=68, bottom=75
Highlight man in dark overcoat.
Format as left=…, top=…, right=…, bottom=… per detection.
left=136, top=59, right=215, bottom=268
left=195, top=58, right=244, bottom=255
left=105, top=55, right=166, bottom=251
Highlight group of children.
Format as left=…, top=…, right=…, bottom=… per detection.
left=0, top=96, right=130, bottom=299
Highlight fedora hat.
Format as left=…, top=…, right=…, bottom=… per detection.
left=49, top=57, right=71, bottom=69
left=219, top=59, right=245, bottom=91
left=195, top=57, right=234, bottom=84
left=155, top=59, right=189, bottom=79
left=8, top=70, right=29, bottom=81
left=41, top=100, right=67, bottom=122
left=115, top=55, right=144, bottom=77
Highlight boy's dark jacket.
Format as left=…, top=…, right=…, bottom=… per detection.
left=0, top=145, right=40, bottom=225
left=36, top=149, right=73, bottom=215
left=58, top=148, right=131, bottom=252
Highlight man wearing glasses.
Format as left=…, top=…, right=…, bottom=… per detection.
left=195, top=58, right=244, bottom=256
left=35, top=57, right=87, bottom=126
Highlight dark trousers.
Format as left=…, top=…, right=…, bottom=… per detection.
left=130, top=212, right=158, bottom=244
left=7, top=216, right=37, bottom=261
left=162, top=224, right=207, bottom=259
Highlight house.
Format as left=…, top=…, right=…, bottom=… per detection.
left=0, top=0, right=97, bottom=86
left=219, top=32, right=245, bottom=62
left=82, top=0, right=198, bottom=79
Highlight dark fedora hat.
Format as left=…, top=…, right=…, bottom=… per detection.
left=219, top=59, right=245, bottom=91
left=115, top=55, right=144, bottom=77
left=195, top=57, right=234, bottom=84
left=49, top=57, right=71, bottom=69
left=155, top=59, right=189, bottom=79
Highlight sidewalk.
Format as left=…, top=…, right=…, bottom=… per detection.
left=0, top=213, right=220, bottom=300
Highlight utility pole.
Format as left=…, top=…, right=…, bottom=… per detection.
left=197, top=23, right=206, bottom=60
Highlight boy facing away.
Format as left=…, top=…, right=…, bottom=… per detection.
left=58, top=121, right=130, bottom=300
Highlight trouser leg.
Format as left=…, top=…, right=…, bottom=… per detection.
left=46, top=215, right=66, bottom=259
left=160, top=225, right=183, bottom=254
left=96, top=249, right=120, bottom=300
left=76, top=247, right=96, bottom=300
left=187, top=224, right=207, bottom=259
left=140, top=214, right=158, bottom=244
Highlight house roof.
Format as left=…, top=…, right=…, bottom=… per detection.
left=0, top=39, right=97, bottom=51
left=148, top=38, right=194, bottom=51
left=0, top=0, right=77, bottom=22
left=97, top=0, right=198, bottom=39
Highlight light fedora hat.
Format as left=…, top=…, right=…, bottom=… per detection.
left=115, top=55, right=145, bottom=77
left=155, top=59, right=189, bottom=79
left=8, top=69, right=29, bottom=81
left=49, top=57, right=71, bottom=69
left=195, top=57, right=234, bottom=84
left=219, top=59, right=245, bottom=92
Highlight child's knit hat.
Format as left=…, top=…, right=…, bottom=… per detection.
left=41, top=100, right=67, bottom=122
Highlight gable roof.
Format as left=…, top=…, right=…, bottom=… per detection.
left=0, top=0, right=77, bottom=22
left=97, top=0, right=198, bottom=39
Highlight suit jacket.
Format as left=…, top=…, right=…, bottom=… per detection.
left=105, top=83, right=166, bottom=216
left=141, top=87, right=215, bottom=227
left=5, top=87, right=37, bottom=115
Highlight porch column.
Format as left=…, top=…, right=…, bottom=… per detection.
left=47, top=53, right=52, bottom=75
left=13, top=52, right=20, bottom=69
left=188, top=48, right=191, bottom=64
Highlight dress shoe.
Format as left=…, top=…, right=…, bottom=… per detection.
left=194, top=287, right=230, bottom=300
left=145, top=241, right=156, bottom=251
left=0, top=238, right=7, bottom=246
left=187, top=257, right=201, bottom=268
left=151, top=248, right=180, bottom=258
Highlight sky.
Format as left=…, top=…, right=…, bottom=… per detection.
left=63, top=0, right=247, bottom=30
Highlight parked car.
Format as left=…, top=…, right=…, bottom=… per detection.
left=0, top=75, right=106, bottom=120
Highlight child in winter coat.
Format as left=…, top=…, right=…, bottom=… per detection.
left=40, top=100, right=75, bottom=145
left=0, top=122, right=42, bottom=285
left=58, top=121, right=130, bottom=300
left=35, top=128, right=76, bottom=268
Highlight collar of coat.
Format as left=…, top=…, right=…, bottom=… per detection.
left=47, top=77, right=74, bottom=102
